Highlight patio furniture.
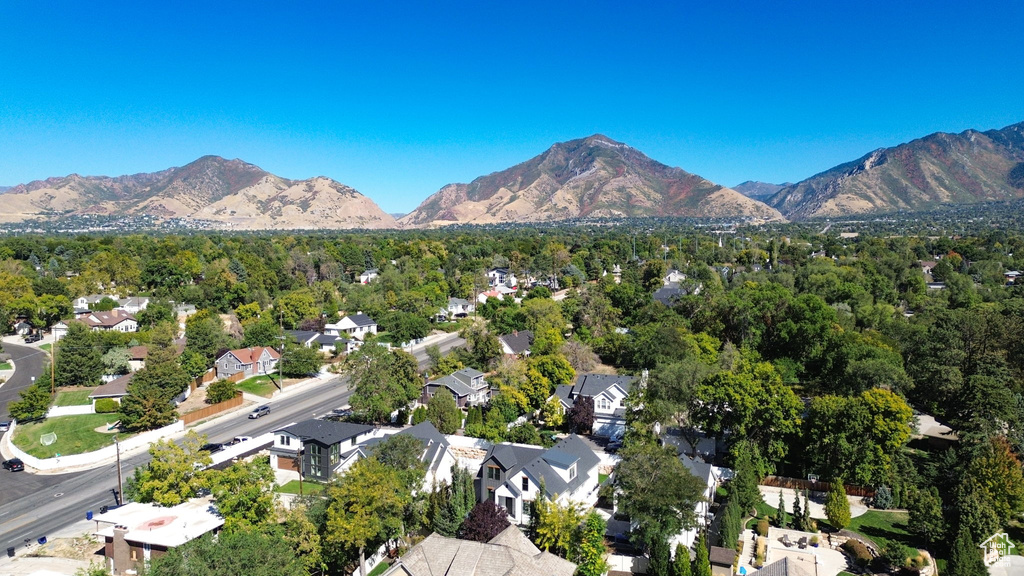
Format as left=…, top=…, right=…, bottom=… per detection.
left=798, top=536, right=808, bottom=549
left=781, top=534, right=793, bottom=547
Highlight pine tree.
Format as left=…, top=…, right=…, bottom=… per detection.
left=694, top=532, right=712, bottom=576
left=792, top=491, right=803, bottom=531
left=825, top=480, right=851, bottom=530
left=648, top=536, right=671, bottom=576
left=54, top=322, right=103, bottom=387
left=948, top=526, right=987, bottom=576
left=671, top=543, right=692, bottom=576
left=732, top=441, right=763, bottom=512
left=776, top=490, right=788, bottom=528
left=802, top=490, right=812, bottom=530
left=720, top=496, right=742, bottom=547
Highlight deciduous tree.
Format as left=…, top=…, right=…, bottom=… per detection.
left=460, top=500, right=510, bottom=542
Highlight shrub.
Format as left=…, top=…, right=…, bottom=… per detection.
left=411, top=406, right=428, bottom=425
left=842, top=539, right=873, bottom=567
left=874, top=484, right=893, bottom=509
left=94, top=398, right=120, bottom=413
left=810, top=535, right=819, bottom=546
left=881, top=541, right=910, bottom=568
left=756, top=519, right=770, bottom=537
left=206, top=378, right=237, bottom=404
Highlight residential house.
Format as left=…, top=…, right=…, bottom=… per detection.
left=89, top=373, right=133, bottom=406
left=382, top=526, right=576, bottom=576
left=476, top=435, right=601, bottom=525
left=325, top=313, right=377, bottom=340
left=487, top=267, right=517, bottom=288
left=1006, top=270, right=1021, bottom=284
left=81, top=310, right=138, bottom=333
left=669, top=452, right=723, bottom=551
left=269, top=419, right=375, bottom=481
left=421, top=368, right=489, bottom=408
left=664, top=269, right=687, bottom=285
left=117, top=296, right=150, bottom=314
left=127, top=346, right=148, bottom=372
left=74, top=294, right=117, bottom=310
left=755, top=557, right=816, bottom=576
left=553, top=373, right=634, bottom=438
left=498, top=330, right=533, bottom=356
left=359, top=269, right=379, bottom=284
left=438, top=297, right=474, bottom=320
left=286, top=329, right=320, bottom=348
left=341, top=422, right=457, bottom=491
left=710, top=546, right=738, bottom=576
left=288, top=329, right=350, bottom=354
left=215, top=346, right=280, bottom=380
left=92, top=497, right=224, bottom=576
left=13, top=320, right=33, bottom=336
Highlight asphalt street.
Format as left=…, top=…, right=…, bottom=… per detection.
left=0, top=333, right=465, bottom=553
left=0, top=341, right=49, bottom=422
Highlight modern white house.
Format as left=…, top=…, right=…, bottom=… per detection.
left=476, top=435, right=601, bottom=525
left=553, top=373, right=634, bottom=438
left=487, top=267, right=517, bottom=288
left=325, top=313, right=377, bottom=340
left=338, top=422, right=458, bottom=492
left=359, top=269, right=379, bottom=284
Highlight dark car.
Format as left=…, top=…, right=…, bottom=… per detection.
left=23, top=334, right=41, bottom=343
left=248, top=405, right=271, bottom=419
left=3, top=458, right=25, bottom=472
left=0, top=421, right=10, bottom=433
left=200, top=443, right=225, bottom=454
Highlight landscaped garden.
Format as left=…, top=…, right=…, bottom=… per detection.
left=13, top=413, right=126, bottom=458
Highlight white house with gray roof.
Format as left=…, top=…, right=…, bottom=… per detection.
left=476, top=435, right=601, bottom=525
left=553, top=373, right=634, bottom=438
left=421, top=368, right=489, bottom=407
left=325, top=312, right=377, bottom=340
left=338, top=422, right=457, bottom=492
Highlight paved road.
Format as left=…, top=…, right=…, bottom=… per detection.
left=0, top=341, right=49, bottom=421
left=0, top=332, right=465, bottom=553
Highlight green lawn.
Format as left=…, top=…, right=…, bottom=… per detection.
left=12, top=413, right=127, bottom=458
left=53, top=389, right=93, bottom=406
left=276, top=480, right=325, bottom=495
left=0, top=361, right=12, bottom=370
left=367, top=561, right=391, bottom=576
left=746, top=500, right=780, bottom=529
left=40, top=343, right=52, bottom=352
left=599, top=473, right=609, bottom=484
left=237, top=375, right=279, bottom=397
left=846, top=510, right=914, bottom=551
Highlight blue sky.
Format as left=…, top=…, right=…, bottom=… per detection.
left=1, top=1, right=1022, bottom=213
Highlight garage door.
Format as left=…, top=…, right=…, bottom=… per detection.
left=278, top=456, right=298, bottom=472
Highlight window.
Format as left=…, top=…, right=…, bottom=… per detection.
left=280, top=435, right=291, bottom=446
left=330, top=444, right=340, bottom=465
left=131, top=549, right=138, bottom=561
left=522, top=500, right=534, bottom=518
left=505, top=496, right=516, bottom=515
left=596, top=397, right=610, bottom=411
left=569, top=464, right=576, bottom=480
left=311, top=459, right=321, bottom=477
left=487, top=465, right=501, bottom=480
left=522, top=476, right=529, bottom=491
left=235, top=363, right=242, bottom=370
left=487, top=487, right=495, bottom=500
left=309, top=444, right=321, bottom=456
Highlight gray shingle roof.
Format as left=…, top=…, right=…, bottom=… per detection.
left=383, top=528, right=576, bottom=576
left=347, top=313, right=376, bottom=327
left=573, top=373, right=633, bottom=398
left=541, top=448, right=579, bottom=469
left=483, top=435, right=600, bottom=500
left=756, top=557, right=815, bottom=576
left=286, top=330, right=318, bottom=344
left=499, top=330, right=534, bottom=354
left=275, top=419, right=372, bottom=446
left=427, top=375, right=477, bottom=398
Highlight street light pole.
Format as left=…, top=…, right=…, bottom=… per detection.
left=114, top=435, right=123, bottom=505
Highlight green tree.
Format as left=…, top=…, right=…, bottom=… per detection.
left=147, top=526, right=303, bottom=576
left=534, top=497, right=583, bottom=557
left=776, top=490, right=788, bottom=528
left=431, top=465, right=475, bottom=537
left=426, top=391, right=463, bottom=434
left=731, top=441, right=763, bottom=512
left=381, top=310, right=431, bottom=345
left=694, top=532, right=712, bottom=576
left=615, top=440, right=706, bottom=549
left=672, top=543, right=692, bottom=576
left=325, top=458, right=409, bottom=576
left=570, top=511, right=609, bottom=576
left=119, top=324, right=189, bottom=431
left=185, top=310, right=237, bottom=365
left=370, top=433, right=428, bottom=494
left=274, top=290, right=319, bottom=329
left=720, top=495, right=742, bottom=547
left=345, top=344, right=420, bottom=424
left=541, top=396, right=565, bottom=429
left=947, top=525, right=987, bottom=576
left=908, top=487, right=946, bottom=547
left=54, top=322, right=103, bottom=387
left=282, top=505, right=325, bottom=576
left=242, top=317, right=282, bottom=348
left=648, top=536, right=671, bottom=576
left=207, top=378, right=237, bottom=404
left=128, top=431, right=212, bottom=506
left=280, top=341, right=322, bottom=377
left=8, top=379, right=51, bottom=421
left=825, top=480, right=851, bottom=530
left=208, top=456, right=276, bottom=532
left=73, top=563, right=111, bottom=576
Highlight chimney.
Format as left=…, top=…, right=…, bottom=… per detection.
left=113, top=525, right=130, bottom=575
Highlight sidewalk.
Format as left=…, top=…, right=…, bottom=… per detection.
left=0, top=517, right=99, bottom=576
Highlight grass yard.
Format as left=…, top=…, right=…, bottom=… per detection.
left=53, top=389, right=93, bottom=406
left=367, top=561, right=391, bottom=576
left=846, top=510, right=914, bottom=551
left=746, top=500, right=780, bottom=529
left=0, top=361, right=12, bottom=370
left=599, top=473, right=609, bottom=484
left=12, top=413, right=126, bottom=458
left=40, top=343, right=52, bottom=352
left=237, top=375, right=280, bottom=397
left=276, top=480, right=325, bottom=495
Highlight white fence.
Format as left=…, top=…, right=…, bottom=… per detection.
left=47, top=405, right=95, bottom=417
left=4, top=419, right=185, bottom=471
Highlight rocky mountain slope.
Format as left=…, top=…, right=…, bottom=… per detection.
left=0, top=156, right=396, bottom=230
left=768, top=122, right=1024, bottom=219
left=399, top=135, right=784, bottom=227
left=733, top=181, right=790, bottom=202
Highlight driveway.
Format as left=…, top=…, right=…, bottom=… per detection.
left=0, top=339, right=49, bottom=421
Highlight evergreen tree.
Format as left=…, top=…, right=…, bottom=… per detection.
left=947, top=526, right=987, bottom=576
left=825, top=479, right=851, bottom=530
left=671, top=543, right=692, bottom=576
left=426, top=391, right=463, bottom=434
left=720, top=496, right=742, bottom=547
left=802, top=490, right=812, bottom=531
left=694, top=532, right=712, bottom=576
left=792, top=491, right=803, bottom=531
left=54, top=322, right=103, bottom=387
left=732, top=441, right=763, bottom=513
left=776, top=490, right=788, bottom=528
left=649, top=536, right=671, bottom=576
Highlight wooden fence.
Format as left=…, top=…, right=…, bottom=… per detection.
left=194, top=369, right=244, bottom=388
left=181, top=391, right=244, bottom=425
left=762, top=475, right=876, bottom=499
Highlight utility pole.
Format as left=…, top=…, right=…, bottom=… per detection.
left=115, top=435, right=123, bottom=505
left=51, top=336, right=56, bottom=396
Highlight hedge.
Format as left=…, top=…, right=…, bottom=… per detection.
left=94, top=398, right=120, bottom=413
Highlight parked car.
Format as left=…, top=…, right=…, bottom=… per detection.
left=248, top=405, right=271, bottom=419
left=0, top=421, right=10, bottom=433
left=23, top=334, right=41, bottom=343
left=200, top=443, right=225, bottom=454
left=3, top=458, right=25, bottom=472
left=227, top=436, right=251, bottom=445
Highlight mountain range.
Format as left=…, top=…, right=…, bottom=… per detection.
left=2, top=120, right=1022, bottom=228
